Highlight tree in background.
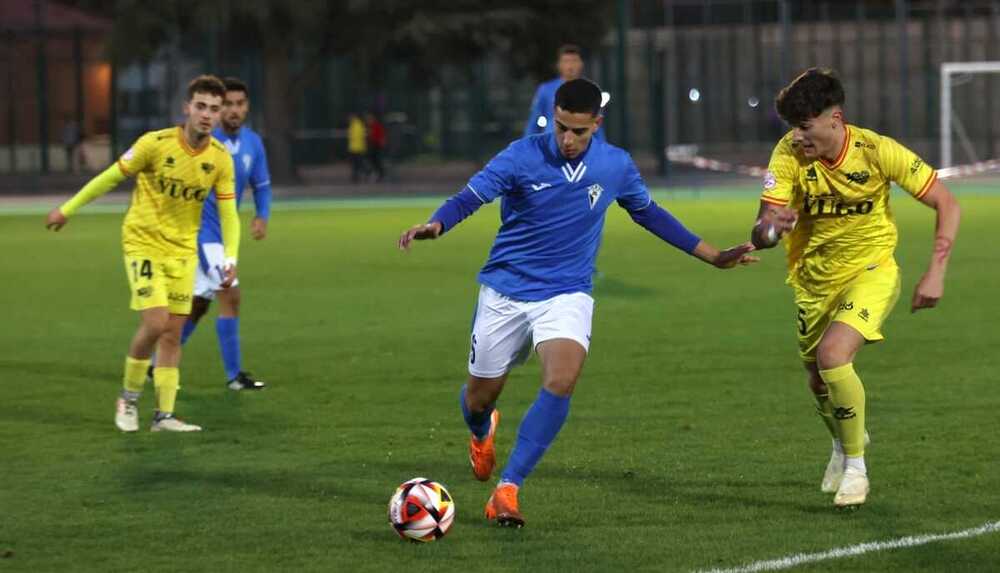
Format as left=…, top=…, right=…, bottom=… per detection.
left=75, top=0, right=612, bottom=181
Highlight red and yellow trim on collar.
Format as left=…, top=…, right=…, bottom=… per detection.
left=819, top=124, right=851, bottom=170
left=176, top=126, right=210, bottom=157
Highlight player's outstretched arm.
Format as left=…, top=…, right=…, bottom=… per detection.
left=911, top=180, right=960, bottom=312
left=45, top=163, right=128, bottom=231
left=398, top=185, right=487, bottom=252
left=398, top=222, right=443, bottom=251
left=691, top=241, right=759, bottom=269
left=750, top=200, right=798, bottom=249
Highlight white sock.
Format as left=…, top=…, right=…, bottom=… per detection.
left=845, top=456, right=867, bottom=474
left=832, top=438, right=844, bottom=455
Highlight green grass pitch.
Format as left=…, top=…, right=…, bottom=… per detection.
left=2, top=187, right=998, bottom=572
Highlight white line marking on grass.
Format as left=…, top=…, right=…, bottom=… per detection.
left=695, top=520, right=1000, bottom=573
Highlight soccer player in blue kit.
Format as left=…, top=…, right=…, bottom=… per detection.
left=399, top=79, right=757, bottom=527
left=524, top=44, right=605, bottom=143
left=183, top=77, right=272, bottom=390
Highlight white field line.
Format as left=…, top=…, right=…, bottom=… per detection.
left=695, top=520, right=1000, bottom=573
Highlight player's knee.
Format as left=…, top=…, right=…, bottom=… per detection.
left=542, top=374, right=577, bottom=397
left=815, top=339, right=851, bottom=370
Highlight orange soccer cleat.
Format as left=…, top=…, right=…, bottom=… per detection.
left=484, top=482, right=524, bottom=528
left=469, top=409, right=500, bottom=481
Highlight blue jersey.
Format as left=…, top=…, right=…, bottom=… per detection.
left=524, top=77, right=606, bottom=141
left=468, top=133, right=650, bottom=301
left=199, top=126, right=272, bottom=244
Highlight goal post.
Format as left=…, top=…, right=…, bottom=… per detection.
left=940, top=61, right=1000, bottom=168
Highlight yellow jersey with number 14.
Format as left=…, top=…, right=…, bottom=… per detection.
left=760, top=124, right=936, bottom=292
left=117, top=126, right=236, bottom=257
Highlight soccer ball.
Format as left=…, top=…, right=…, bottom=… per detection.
left=388, top=477, right=455, bottom=542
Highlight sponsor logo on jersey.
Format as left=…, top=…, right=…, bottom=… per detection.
left=854, top=140, right=876, bottom=150
left=530, top=182, right=553, bottom=191
left=136, top=287, right=152, bottom=298
left=805, top=167, right=818, bottom=182
left=845, top=170, right=870, bottom=184
left=910, top=158, right=923, bottom=174
left=164, top=156, right=175, bottom=169
left=802, top=192, right=874, bottom=216
left=156, top=177, right=210, bottom=202
left=858, top=308, right=870, bottom=322
left=201, top=163, right=215, bottom=174
left=586, top=183, right=603, bottom=209
left=561, top=162, right=587, bottom=183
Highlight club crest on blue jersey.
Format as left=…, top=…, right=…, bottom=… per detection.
left=587, top=184, right=603, bottom=209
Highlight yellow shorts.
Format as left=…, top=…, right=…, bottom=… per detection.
left=794, top=261, right=901, bottom=362
left=123, top=253, right=197, bottom=315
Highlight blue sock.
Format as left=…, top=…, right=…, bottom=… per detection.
left=180, top=319, right=198, bottom=345
left=459, top=384, right=494, bottom=440
left=500, top=388, right=571, bottom=487
left=215, top=317, right=241, bottom=380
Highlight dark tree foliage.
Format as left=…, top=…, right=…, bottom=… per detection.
left=70, top=0, right=614, bottom=180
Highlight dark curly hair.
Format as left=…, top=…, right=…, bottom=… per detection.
left=775, top=68, right=845, bottom=125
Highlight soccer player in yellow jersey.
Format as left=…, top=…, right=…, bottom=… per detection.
left=750, top=69, right=961, bottom=507
left=44, top=75, right=241, bottom=433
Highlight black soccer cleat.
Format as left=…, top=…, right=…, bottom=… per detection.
left=227, top=371, right=266, bottom=391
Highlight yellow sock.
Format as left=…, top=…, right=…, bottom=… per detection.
left=813, top=393, right=838, bottom=440
left=123, top=356, right=150, bottom=393
left=153, top=367, right=180, bottom=414
left=819, top=363, right=865, bottom=457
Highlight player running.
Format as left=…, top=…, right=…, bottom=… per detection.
left=178, top=76, right=272, bottom=391
left=45, top=75, right=241, bottom=432
left=750, top=68, right=960, bottom=507
left=400, top=78, right=757, bottom=528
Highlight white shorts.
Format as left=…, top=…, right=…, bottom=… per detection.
left=468, top=285, right=594, bottom=379
left=193, top=242, right=239, bottom=299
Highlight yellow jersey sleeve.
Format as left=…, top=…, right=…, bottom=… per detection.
left=214, top=152, right=241, bottom=261
left=59, top=163, right=128, bottom=216
left=761, top=135, right=799, bottom=206
left=117, top=132, right=157, bottom=177
left=877, top=135, right=937, bottom=199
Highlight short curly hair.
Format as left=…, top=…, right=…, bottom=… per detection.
left=186, top=74, right=226, bottom=101
left=775, top=68, right=845, bottom=125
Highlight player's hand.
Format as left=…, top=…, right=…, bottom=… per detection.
left=911, top=271, right=944, bottom=312
left=45, top=208, right=68, bottom=231
left=713, top=242, right=759, bottom=269
left=251, top=217, right=268, bottom=240
left=220, top=261, right=238, bottom=289
left=754, top=205, right=797, bottom=247
left=398, top=222, right=442, bottom=251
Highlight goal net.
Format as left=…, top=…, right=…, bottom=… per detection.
left=940, top=61, right=1000, bottom=168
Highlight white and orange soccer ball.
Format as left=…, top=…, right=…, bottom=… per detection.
left=388, top=478, right=455, bottom=542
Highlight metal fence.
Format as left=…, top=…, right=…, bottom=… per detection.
left=3, top=0, right=1000, bottom=177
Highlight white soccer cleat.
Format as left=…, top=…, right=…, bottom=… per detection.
left=821, top=431, right=870, bottom=493
left=115, top=398, right=139, bottom=433
left=834, top=467, right=869, bottom=507
left=150, top=415, right=202, bottom=432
